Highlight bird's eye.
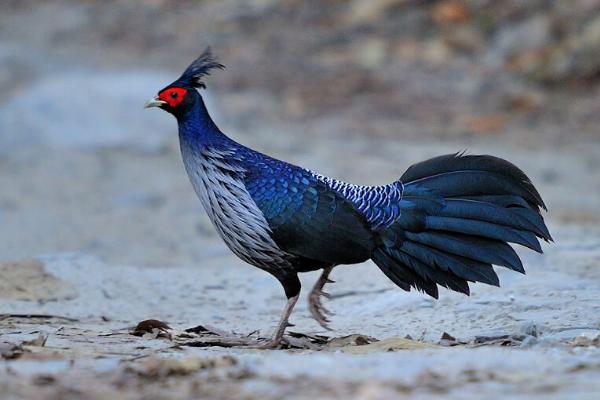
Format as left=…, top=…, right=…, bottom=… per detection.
left=170, top=91, right=178, bottom=99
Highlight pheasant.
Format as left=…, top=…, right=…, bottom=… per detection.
left=145, top=49, right=552, bottom=348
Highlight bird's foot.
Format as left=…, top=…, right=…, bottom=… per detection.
left=308, top=289, right=333, bottom=330
left=249, top=293, right=300, bottom=350
left=244, top=335, right=289, bottom=350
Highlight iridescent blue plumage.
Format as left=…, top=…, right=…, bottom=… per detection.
left=174, top=87, right=551, bottom=294
left=239, top=150, right=374, bottom=266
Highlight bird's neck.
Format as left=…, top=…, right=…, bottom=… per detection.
left=177, top=94, right=229, bottom=149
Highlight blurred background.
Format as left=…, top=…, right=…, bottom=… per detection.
left=1, top=0, right=599, bottom=268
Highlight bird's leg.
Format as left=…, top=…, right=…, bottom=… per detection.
left=308, top=266, right=335, bottom=330
left=258, top=293, right=299, bottom=349
left=257, top=274, right=301, bottom=349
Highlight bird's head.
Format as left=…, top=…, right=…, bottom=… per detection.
left=144, top=47, right=224, bottom=117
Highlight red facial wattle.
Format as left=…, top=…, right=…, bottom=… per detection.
left=158, top=87, right=187, bottom=108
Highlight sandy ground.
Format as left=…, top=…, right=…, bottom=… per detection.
left=2, top=134, right=600, bottom=399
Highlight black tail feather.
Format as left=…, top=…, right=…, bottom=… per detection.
left=400, top=241, right=499, bottom=286
left=425, top=216, right=542, bottom=252
left=372, top=248, right=438, bottom=297
left=401, top=153, right=546, bottom=210
left=403, top=171, right=543, bottom=212
left=372, top=153, right=550, bottom=298
left=442, top=199, right=550, bottom=241
left=404, top=231, right=525, bottom=273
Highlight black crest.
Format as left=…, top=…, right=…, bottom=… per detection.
left=171, top=47, right=225, bottom=89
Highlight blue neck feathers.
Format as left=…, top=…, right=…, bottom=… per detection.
left=177, top=91, right=229, bottom=149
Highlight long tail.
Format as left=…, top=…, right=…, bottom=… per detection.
left=372, top=153, right=552, bottom=298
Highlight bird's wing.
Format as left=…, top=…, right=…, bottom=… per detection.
left=244, top=161, right=374, bottom=265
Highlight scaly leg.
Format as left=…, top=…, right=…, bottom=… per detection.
left=309, top=266, right=335, bottom=330
left=258, top=293, right=300, bottom=349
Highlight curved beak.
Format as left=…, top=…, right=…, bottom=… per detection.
left=144, top=97, right=167, bottom=109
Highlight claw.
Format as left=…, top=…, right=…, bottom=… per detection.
left=316, top=300, right=332, bottom=317
left=308, top=266, right=336, bottom=330
left=320, top=320, right=332, bottom=330
left=255, top=337, right=286, bottom=350
left=309, top=297, right=332, bottom=330
left=311, top=310, right=331, bottom=330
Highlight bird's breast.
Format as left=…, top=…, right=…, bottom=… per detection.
left=180, top=145, right=291, bottom=272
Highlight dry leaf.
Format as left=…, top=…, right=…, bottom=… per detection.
left=327, top=334, right=377, bottom=348
left=571, top=334, right=600, bottom=347
left=0, top=341, right=25, bottom=359
left=22, top=333, right=48, bottom=347
left=131, top=319, right=172, bottom=339
left=184, top=324, right=228, bottom=337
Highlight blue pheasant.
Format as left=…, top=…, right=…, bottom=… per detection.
left=145, top=49, right=552, bottom=348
